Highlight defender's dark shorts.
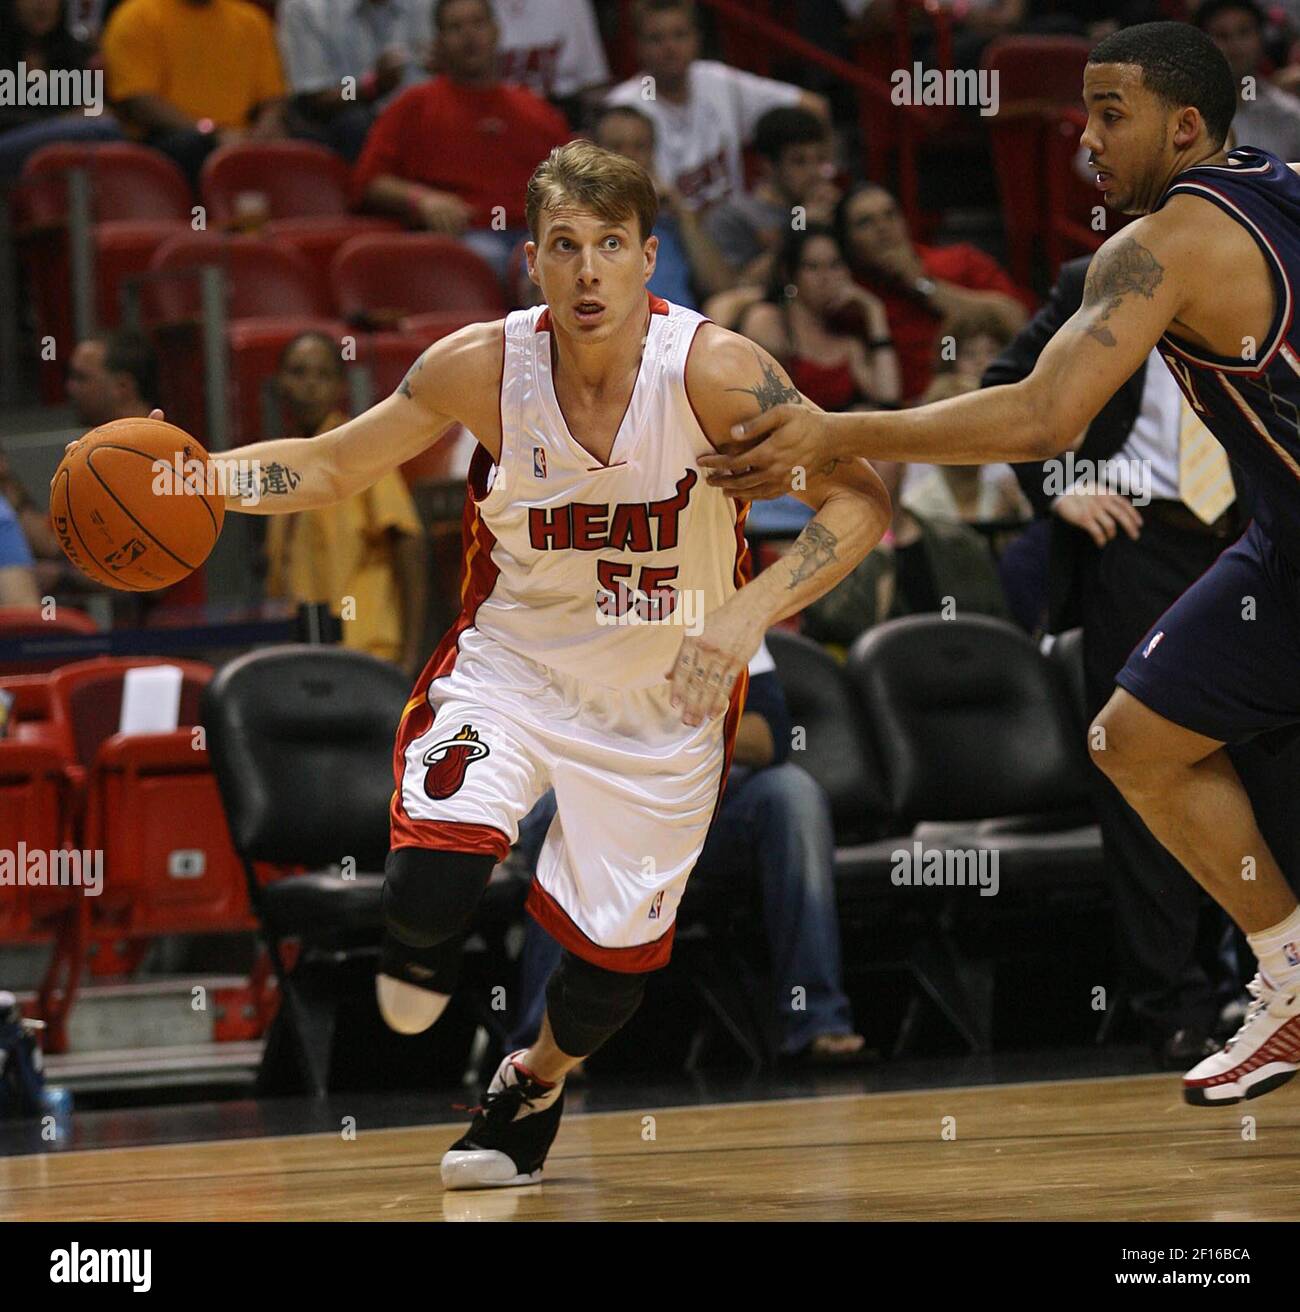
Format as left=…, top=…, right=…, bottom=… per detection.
left=1115, top=520, right=1300, bottom=745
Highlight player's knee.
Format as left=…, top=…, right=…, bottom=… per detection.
left=545, top=951, right=648, bottom=1058
left=382, top=848, right=495, bottom=949
left=1089, top=694, right=1165, bottom=793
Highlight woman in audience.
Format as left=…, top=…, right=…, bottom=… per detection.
left=737, top=224, right=900, bottom=412
left=0, top=0, right=122, bottom=182
left=262, top=332, right=428, bottom=673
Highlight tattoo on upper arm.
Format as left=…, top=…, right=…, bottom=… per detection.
left=785, top=521, right=839, bottom=589
left=1079, top=236, right=1165, bottom=347
left=725, top=351, right=801, bottom=413
left=397, top=349, right=427, bottom=399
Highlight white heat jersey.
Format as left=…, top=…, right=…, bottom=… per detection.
left=458, top=293, right=749, bottom=691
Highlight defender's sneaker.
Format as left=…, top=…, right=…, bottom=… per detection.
left=1183, top=973, right=1300, bottom=1105
left=441, top=1051, right=565, bottom=1189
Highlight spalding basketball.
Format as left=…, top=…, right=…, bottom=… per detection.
left=50, top=418, right=225, bottom=591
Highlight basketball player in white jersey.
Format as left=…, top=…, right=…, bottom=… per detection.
left=198, top=140, right=889, bottom=1187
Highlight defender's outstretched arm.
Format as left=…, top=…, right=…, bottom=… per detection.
left=700, top=219, right=1190, bottom=498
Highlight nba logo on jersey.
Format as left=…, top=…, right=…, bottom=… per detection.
left=1143, top=632, right=1165, bottom=659
left=1285, top=941, right=1300, bottom=968
left=648, top=890, right=664, bottom=920
left=533, top=447, right=547, bottom=480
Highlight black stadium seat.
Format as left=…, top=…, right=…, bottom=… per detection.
left=765, top=630, right=892, bottom=843
left=838, top=615, right=1106, bottom=1050
left=202, top=645, right=408, bottom=1095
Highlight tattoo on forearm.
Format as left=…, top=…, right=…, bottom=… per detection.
left=785, top=522, right=839, bottom=589
left=1079, top=236, right=1164, bottom=347
left=258, top=462, right=301, bottom=496
left=726, top=351, right=801, bottom=412
left=397, top=349, right=427, bottom=399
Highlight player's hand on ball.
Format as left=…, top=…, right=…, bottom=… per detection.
left=667, top=603, right=763, bottom=727
left=699, top=404, right=837, bottom=500
left=1051, top=491, right=1143, bottom=547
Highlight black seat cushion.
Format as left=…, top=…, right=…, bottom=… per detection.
left=847, top=615, right=1093, bottom=826
left=766, top=629, right=893, bottom=842
left=260, top=872, right=385, bottom=936
left=202, top=645, right=411, bottom=871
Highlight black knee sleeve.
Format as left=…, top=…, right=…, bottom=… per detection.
left=382, top=848, right=494, bottom=950
left=545, top=951, right=648, bottom=1058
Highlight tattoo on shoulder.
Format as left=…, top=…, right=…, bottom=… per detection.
left=785, top=522, right=839, bottom=590
left=726, top=350, right=801, bottom=413
left=1079, top=236, right=1165, bottom=347
left=397, top=349, right=427, bottom=399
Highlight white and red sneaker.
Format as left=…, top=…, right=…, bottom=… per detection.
left=1183, top=974, right=1300, bottom=1105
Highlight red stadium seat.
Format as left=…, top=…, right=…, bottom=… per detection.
left=202, top=143, right=405, bottom=285
left=15, top=144, right=193, bottom=397
left=330, top=233, right=507, bottom=327
left=146, top=231, right=332, bottom=321
left=200, top=141, right=354, bottom=222
left=45, top=658, right=253, bottom=936
left=263, top=214, right=402, bottom=284
left=144, top=234, right=343, bottom=442
left=981, top=36, right=1092, bottom=287
left=0, top=742, right=70, bottom=943
left=21, top=142, right=192, bottom=223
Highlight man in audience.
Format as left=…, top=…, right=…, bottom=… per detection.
left=504, top=640, right=867, bottom=1065
left=705, top=107, right=841, bottom=287
left=278, top=0, right=433, bottom=160
left=263, top=332, right=427, bottom=671
left=66, top=327, right=157, bottom=430
left=491, top=0, right=610, bottom=108
left=353, top=0, right=569, bottom=277
left=592, top=105, right=733, bottom=309
left=101, top=0, right=288, bottom=183
left=836, top=182, right=1032, bottom=403
left=604, top=0, right=828, bottom=211
left=985, top=255, right=1245, bottom=1069
left=1196, top=0, right=1300, bottom=161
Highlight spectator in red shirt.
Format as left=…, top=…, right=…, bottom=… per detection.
left=835, top=182, right=1034, bottom=403
left=353, top=0, right=569, bottom=276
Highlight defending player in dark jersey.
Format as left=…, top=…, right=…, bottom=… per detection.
left=702, top=21, right=1300, bottom=1106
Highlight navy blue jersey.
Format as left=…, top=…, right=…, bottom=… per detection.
left=1154, top=146, right=1300, bottom=558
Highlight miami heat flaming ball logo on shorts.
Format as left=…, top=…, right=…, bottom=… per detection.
left=422, top=723, right=490, bottom=799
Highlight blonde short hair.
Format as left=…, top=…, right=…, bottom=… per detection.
left=525, top=140, right=659, bottom=245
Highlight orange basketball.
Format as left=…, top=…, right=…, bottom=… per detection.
left=50, top=418, right=226, bottom=592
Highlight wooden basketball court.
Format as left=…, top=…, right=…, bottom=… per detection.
left=2, top=1072, right=1296, bottom=1221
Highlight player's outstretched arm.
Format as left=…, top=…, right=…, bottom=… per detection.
left=212, top=321, right=504, bottom=514
left=669, top=327, right=891, bottom=725
left=698, top=217, right=1190, bottom=498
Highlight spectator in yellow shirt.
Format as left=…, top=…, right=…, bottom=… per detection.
left=101, top=0, right=287, bottom=183
left=264, top=333, right=428, bottom=671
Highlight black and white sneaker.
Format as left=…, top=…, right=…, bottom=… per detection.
left=440, top=1051, right=566, bottom=1189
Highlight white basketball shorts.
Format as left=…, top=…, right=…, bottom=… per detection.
left=390, top=625, right=746, bottom=972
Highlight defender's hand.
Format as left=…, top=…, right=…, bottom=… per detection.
left=699, top=404, right=838, bottom=500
